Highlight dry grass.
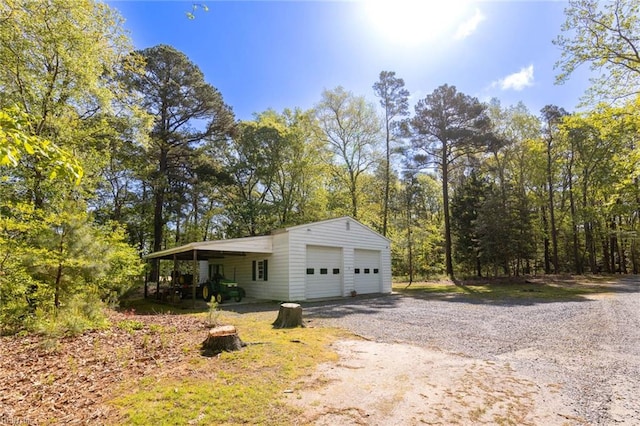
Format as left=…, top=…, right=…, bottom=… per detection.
left=394, top=275, right=620, bottom=301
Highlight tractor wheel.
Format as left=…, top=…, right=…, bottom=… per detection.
left=234, top=295, right=242, bottom=302
left=202, top=285, right=212, bottom=302
left=215, top=293, right=223, bottom=304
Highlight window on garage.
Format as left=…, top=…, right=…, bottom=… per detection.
left=252, top=259, right=268, bottom=281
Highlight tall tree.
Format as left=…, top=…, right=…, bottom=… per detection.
left=0, top=0, right=132, bottom=208
left=373, top=71, right=410, bottom=236
left=411, top=84, right=493, bottom=278
left=0, top=0, right=143, bottom=328
left=314, top=87, right=380, bottom=219
left=125, top=44, right=235, bottom=277
left=540, top=105, right=568, bottom=273
left=555, top=0, right=640, bottom=103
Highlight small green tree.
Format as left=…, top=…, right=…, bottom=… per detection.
left=0, top=201, right=142, bottom=334
left=451, top=173, right=488, bottom=277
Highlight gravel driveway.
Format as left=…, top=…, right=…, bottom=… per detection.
left=301, top=277, right=640, bottom=425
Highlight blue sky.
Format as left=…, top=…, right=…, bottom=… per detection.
left=109, top=1, right=591, bottom=121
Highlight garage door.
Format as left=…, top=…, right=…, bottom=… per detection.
left=305, top=245, right=343, bottom=299
left=354, top=249, right=381, bottom=294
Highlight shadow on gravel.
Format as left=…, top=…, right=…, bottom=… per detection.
left=301, top=293, right=404, bottom=319
left=221, top=293, right=403, bottom=318
left=121, top=276, right=640, bottom=318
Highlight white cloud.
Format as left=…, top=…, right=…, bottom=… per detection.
left=493, top=65, right=535, bottom=91
left=454, top=8, right=485, bottom=40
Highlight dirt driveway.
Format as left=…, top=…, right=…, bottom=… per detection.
left=288, top=277, right=640, bottom=425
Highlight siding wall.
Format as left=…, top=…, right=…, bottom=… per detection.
left=205, top=232, right=289, bottom=301
left=287, top=217, right=391, bottom=300
left=200, top=217, right=391, bottom=302
left=269, top=232, right=290, bottom=300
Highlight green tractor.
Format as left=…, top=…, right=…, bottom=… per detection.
left=199, top=264, right=246, bottom=304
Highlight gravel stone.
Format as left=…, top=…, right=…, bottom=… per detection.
left=303, top=277, right=640, bottom=425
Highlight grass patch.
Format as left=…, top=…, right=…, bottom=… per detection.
left=112, top=310, right=351, bottom=425
left=116, top=319, right=145, bottom=333
left=394, top=276, right=620, bottom=302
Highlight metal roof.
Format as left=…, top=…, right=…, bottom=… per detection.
left=144, top=235, right=273, bottom=260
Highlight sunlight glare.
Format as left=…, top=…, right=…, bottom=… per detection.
left=364, top=0, right=470, bottom=46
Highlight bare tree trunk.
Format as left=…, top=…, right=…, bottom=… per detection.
left=382, top=134, right=390, bottom=237
left=602, top=232, right=612, bottom=273
left=541, top=205, right=551, bottom=274
left=610, top=218, right=617, bottom=273
left=569, top=184, right=581, bottom=274
left=547, top=142, right=559, bottom=273
left=350, top=171, right=358, bottom=219
left=442, top=152, right=454, bottom=278
left=618, top=216, right=628, bottom=274
left=407, top=212, right=414, bottom=286
left=151, top=149, right=168, bottom=285
left=54, top=263, right=62, bottom=309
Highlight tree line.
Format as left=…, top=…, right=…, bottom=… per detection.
left=1, top=0, right=639, bottom=332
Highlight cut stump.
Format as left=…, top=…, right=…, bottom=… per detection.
left=272, top=303, right=305, bottom=328
left=201, top=325, right=244, bottom=356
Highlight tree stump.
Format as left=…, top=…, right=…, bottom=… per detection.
left=272, top=303, right=305, bottom=328
left=201, top=325, right=244, bottom=356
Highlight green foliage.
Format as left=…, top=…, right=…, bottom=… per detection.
left=0, top=201, right=143, bottom=334
left=451, top=173, right=487, bottom=276
left=0, top=107, right=83, bottom=183
left=117, top=319, right=145, bottom=333
left=314, top=86, right=381, bottom=220
left=2, top=0, right=640, bottom=339
left=221, top=108, right=330, bottom=237
left=0, top=0, right=131, bottom=118
left=205, top=301, right=219, bottom=327
left=555, top=0, right=640, bottom=104
left=30, top=292, right=110, bottom=338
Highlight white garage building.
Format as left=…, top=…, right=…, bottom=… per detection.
left=146, top=216, right=392, bottom=301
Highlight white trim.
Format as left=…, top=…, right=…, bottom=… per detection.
left=145, top=235, right=273, bottom=259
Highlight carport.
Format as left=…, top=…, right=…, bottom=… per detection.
left=144, top=236, right=273, bottom=304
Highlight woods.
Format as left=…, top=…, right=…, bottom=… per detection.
left=1, top=0, right=640, bottom=333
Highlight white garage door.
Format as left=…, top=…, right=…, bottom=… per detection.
left=305, top=245, right=343, bottom=299
left=354, top=249, right=381, bottom=294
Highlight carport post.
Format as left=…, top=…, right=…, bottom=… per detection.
left=192, top=249, right=198, bottom=308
